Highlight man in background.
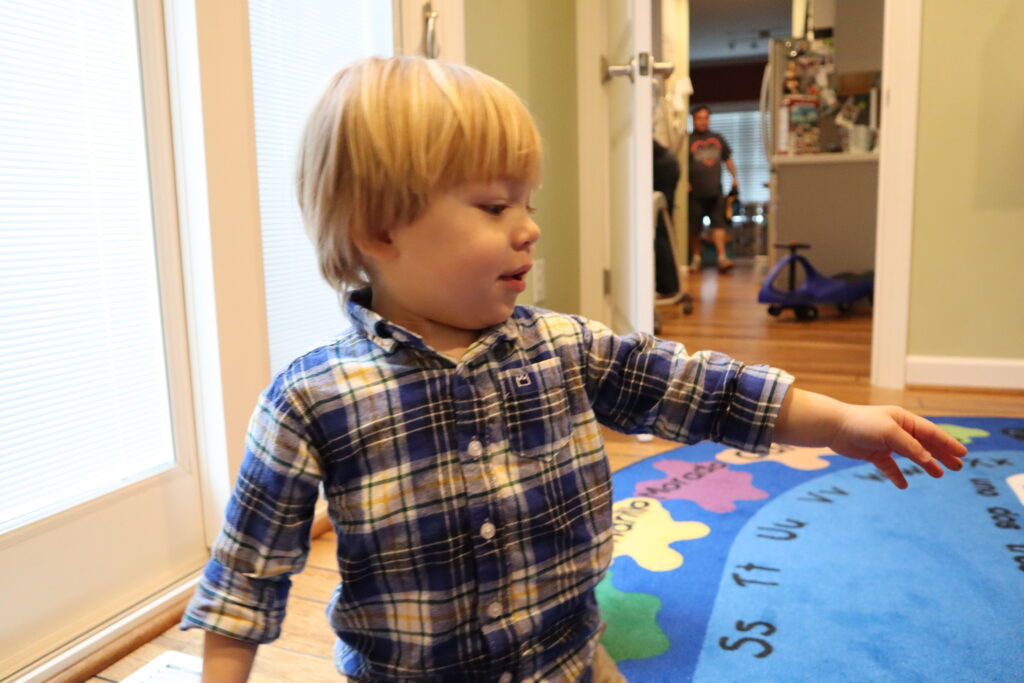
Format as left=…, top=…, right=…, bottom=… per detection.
left=688, top=105, right=738, bottom=272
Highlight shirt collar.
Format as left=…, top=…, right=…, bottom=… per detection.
left=345, top=288, right=521, bottom=359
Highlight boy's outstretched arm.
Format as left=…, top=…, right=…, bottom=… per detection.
left=773, top=387, right=968, bottom=489
left=202, top=631, right=258, bottom=683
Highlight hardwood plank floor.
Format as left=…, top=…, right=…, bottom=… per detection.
left=93, top=264, right=1023, bottom=682
left=91, top=532, right=341, bottom=683
left=657, top=265, right=1024, bottom=414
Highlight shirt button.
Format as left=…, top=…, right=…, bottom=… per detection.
left=467, top=439, right=484, bottom=458
left=480, top=521, right=496, bottom=540
left=498, top=673, right=513, bottom=683
left=486, top=601, right=502, bottom=619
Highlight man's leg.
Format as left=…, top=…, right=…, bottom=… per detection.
left=711, top=227, right=732, bottom=268
left=689, top=234, right=703, bottom=272
left=687, top=194, right=704, bottom=271
left=710, top=195, right=733, bottom=272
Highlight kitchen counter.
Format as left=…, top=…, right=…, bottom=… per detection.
left=773, top=151, right=879, bottom=165
left=769, top=154, right=878, bottom=276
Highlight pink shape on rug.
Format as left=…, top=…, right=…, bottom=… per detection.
left=633, top=459, right=769, bottom=513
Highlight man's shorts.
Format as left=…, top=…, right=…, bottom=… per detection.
left=688, top=194, right=727, bottom=237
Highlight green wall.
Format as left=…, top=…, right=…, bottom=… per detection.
left=910, top=0, right=1024, bottom=359
left=464, top=0, right=580, bottom=314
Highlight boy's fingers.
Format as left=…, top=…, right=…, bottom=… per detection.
left=902, top=413, right=968, bottom=471
left=884, top=426, right=945, bottom=478
left=873, top=454, right=908, bottom=489
left=931, top=446, right=966, bottom=471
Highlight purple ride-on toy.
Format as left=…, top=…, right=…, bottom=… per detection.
left=758, top=242, right=874, bottom=321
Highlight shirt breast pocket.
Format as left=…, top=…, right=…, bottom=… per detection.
left=499, top=357, right=572, bottom=460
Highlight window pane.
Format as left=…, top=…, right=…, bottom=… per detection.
left=690, top=108, right=771, bottom=205
left=249, top=0, right=393, bottom=372
left=0, top=1, right=174, bottom=532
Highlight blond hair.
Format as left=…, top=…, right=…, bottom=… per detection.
left=296, top=56, right=543, bottom=290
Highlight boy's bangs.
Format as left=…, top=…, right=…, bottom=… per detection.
left=457, top=114, right=541, bottom=188
left=434, top=75, right=542, bottom=190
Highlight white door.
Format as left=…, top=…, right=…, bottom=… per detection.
left=578, top=0, right=654, bottom=334
left=0, top=3, right=208, bottom=677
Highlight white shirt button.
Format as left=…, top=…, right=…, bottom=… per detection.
left=480, top=521, right=496, bottom=540
left=467, top=439, right=484, bottom=458
left=498, top=673, right=513, bottom=683
left=486, top=601, right=502, bottom=619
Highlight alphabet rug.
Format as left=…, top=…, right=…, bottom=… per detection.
left=597, top=416, right=1024, bottom=682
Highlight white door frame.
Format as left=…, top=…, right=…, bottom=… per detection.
left=577, top=0, right=613, bottom=324
left=870, top=0, right=921, bottom=389
left=579, top=0, right=920, bottom=389
left=575, top=0, right=654, bottom=331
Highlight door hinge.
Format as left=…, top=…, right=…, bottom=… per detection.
left=603, top=268, right=612, bottom=296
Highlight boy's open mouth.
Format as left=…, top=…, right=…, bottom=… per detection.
left=499, top=265, right=531, bottom=282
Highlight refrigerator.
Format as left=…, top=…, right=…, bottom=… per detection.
left=757, top=38, right=881, bottom=277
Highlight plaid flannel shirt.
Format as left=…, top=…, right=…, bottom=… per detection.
left=182, top=290, right=793, bottom=682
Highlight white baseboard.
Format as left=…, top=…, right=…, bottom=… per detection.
left=905, top=355, right=1024, bottom=390
left=12, top=572, right=200, bottom=683
left=14, top=506, right=330, bottom=682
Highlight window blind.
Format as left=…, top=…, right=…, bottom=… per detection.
left=695, top=109, right=771, bottom=206
left=249, top=0, right=393, bottom=373
left=0, top=1, right=174, bottom=532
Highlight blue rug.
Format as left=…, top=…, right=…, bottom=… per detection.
left=597, top=417, right=1024, bottom=682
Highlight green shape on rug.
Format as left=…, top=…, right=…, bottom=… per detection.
left=938, top=424, right=990, bottom=444
left=595, top=570, right=671, bottom=662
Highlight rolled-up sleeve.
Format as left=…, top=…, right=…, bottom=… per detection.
left=181, top=379, right=323, bottom=643
left=578, top=317, right=793, bottom=454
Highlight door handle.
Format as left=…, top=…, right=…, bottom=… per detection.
left=603, top=54, right=674, bottom=83
left=601, top=55, right=635, bottom=83
left=638, top=52, right=674, bottom=78
left=652, top=61, right=674, bottom=77
left=423, top=1, right=439, bottom=59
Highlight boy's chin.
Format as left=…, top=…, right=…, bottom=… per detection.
left=465, top=304, right=517, bottom=330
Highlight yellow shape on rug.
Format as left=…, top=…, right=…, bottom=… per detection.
left=716, top=443, right=833, bottom=470
left=611, top=497, right=710, bottom=572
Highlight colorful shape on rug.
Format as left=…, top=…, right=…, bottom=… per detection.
left=633, top=460, right=768, bottom=512
left=715, top=443, right=834, bottom=471
left=597, top=416, right=1024, bottom=682
left=611, top=497, right=710, bottom=571
left=938, top=423, right=990, bottom=444
left=595, top=570, right=671, bottom=662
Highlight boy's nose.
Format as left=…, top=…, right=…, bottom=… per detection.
left=514, top=215, right=541, bottom=250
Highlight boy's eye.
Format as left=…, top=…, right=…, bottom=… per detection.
left=480, top=204, right=507, bottom=216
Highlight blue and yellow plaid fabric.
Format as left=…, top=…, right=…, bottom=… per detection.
left=182, top=290, right=792, bottom=682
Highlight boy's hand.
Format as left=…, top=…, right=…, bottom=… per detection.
left=774, top=389, right=968, bottom=489
left=828, top=404, right=967, bottom=489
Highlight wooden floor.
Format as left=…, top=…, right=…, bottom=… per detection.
left=89, top=265, right=1024, bottom=682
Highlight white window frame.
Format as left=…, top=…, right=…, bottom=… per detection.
left=0, top=0, right=199, bottom=538
left=14, top=2, right=470, bottom=677
left=3, top=1, right=207, bottom=679
left=14, top=2, right=469, bottom=679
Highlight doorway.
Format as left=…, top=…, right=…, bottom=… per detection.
left=667, top=0, right=917, bottom=387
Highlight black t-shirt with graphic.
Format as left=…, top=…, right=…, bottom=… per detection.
left=688, top=131, right=732, bottom=198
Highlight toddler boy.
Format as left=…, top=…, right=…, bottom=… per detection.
left=182, top=56, right=966, bottom=682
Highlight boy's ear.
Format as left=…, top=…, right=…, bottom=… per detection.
left=352, top=226, right=398, bottom=263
